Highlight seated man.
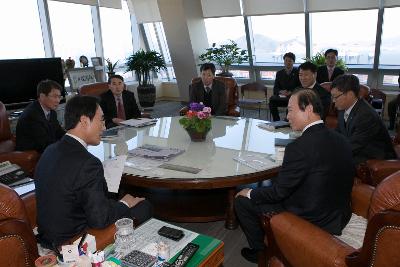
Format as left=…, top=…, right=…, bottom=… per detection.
left=35, top=95, right=153, bottom=248
left=269, top=52, right=301, bottom=121
left=16, top=79, right=65, bottom=153
left=331, top=74, right=396, bottom=165
left=100, top=74, right=141, bottom=129
left=316, top=48, right=345, bottom=84
left=299, top=61, right=331, bottom=119
left=387, top=71, right=400, bottom=130
left=189, top=63, right=226, bottom=115
left=235, top=89, right=354, bottom=263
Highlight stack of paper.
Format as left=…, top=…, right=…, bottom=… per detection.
left=233, top=154, right=279, bottom=171
left=119, top=118, right=158, bottom=127
left=258, top=121, right=290, bottom=131
left=128, top=144, right=184, bottom=160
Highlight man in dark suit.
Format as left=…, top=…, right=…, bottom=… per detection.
left=100, top=74, right=141, bottom=129
left=235, top=89, right=354, bottom=263
left=387, top=71, right=400, bottom=130
left=269, top=52, right=301, bottom=121
left=332, top=74, right=396, bottom=165
left=317, top=48, right=345, bottom=84
left=189, top=63, right=226, bottom=115
left=16, top=79, right=65, bottom=153
left=35, top=95, right=153, bottom=248
left=299, top=61, right=331, bottom=119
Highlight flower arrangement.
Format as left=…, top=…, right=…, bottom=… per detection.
left=106, top=58, right=119, bottom=73
left=179, top=102, right=212, bottom=133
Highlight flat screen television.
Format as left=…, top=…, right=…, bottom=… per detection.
left=0, top=57, right=65, bottom=109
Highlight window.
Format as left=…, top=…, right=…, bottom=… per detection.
left=250, top=14, right=306, bottom=63
left=380, top=7, right=400, bottom=66
left=204, top=16, right=247, bottom=50
left=0, top=0, right=44, bottom=59
left=352, top=74, right=368, bottom=84
left=143, top=22, right=175, bottom=80
left=48, top=1, right=96, bottom=67
left=311, top=10, right=378, bottom=65
left=216, top=70, right=250, bottom=79
left=100, top=1, right=134, bottom=80
left=260, top=71, right=277, bottom=81
left=383, top=75, right=399, bottom=86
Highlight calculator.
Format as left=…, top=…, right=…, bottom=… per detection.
left=120, top=250, right=157, bottom=267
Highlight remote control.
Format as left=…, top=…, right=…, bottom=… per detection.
left=158, top=226, right=185, bottom=241
left=171, top=243, right=199, bottom=267
left=120, top=250, right=157, bottom=267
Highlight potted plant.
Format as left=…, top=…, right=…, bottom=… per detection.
left=106, top=58, right=119, bottom=78
left=304, top=52, right=348, bottom=71
left=125, top=50, right=167, bottom=107
left=199, top=40, right=249, bottom=77
left=179, top=102, right=212, bottom=142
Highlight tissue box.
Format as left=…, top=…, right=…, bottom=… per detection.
left=73, top=233, right=97, bottom=253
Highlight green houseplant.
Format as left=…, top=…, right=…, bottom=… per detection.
left=199, top=40, right=249, bottom=77
left=126, top=50, right=167, bottom=107
left=105, top=58, right=119, bottom=78
left=304, top=51, right=348, bottom=71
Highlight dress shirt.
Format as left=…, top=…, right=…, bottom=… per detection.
left=40, top=104, right=51, bottom=120
left=203, top=83, right=213, bottom=93
left=65, top=133, right=87, bottom=149
left=302, top=120, right=324, bottom=133
left=344, top=100, right=357, bottom=122
left=306, top=81, right=317, bottom=89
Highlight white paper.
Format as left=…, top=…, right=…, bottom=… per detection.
left=103, top=155, right=127, bottom=193
left=119, top=118, right=158, bottom=127
left=61, top=244, right=80, bottom=263
left=233, top=154, right=279, bottom=170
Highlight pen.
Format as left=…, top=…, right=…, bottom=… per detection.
left=78, top=232, right=87, bottom=253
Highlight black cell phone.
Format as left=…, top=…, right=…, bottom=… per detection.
left=158, top=226, right=185, bottom=241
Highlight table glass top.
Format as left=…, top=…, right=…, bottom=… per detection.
left=88, top=117, right=299, bottom=179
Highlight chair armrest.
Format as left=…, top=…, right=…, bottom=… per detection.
left=346, top=210, right=400, bottom=267
left=21, top=192, right=37, bottom=229
left=265, top=212, right=356, bottom=267
left=0, top=218, right=39, bottom=265
left=351, top=183, right=374, bottom=218
left=227, top=106, right=240, bottom=117
left=0, top=150, right=40, bottom=176
left=179, top=106, right=189, bottom=116
left=366, top=159, right=400, bottom=186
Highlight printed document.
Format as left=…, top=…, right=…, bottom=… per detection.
left=103, top=155, right=127, bottom=193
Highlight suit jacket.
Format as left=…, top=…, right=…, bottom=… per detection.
left=317, top=65, right=344, bottom=84
left=35, top=135, right=131, bottom=247
left=189, top=79, right=226, bottom=116
left=273, top=68, right=301, bottom=95
left=336, top=99, right=396, bottom=165
left=250, top=123, right=355, bottom=235
left=100, top=90, right=141, bottom=129
left=16, top=101, right=65, bottom=153
left=312, top=83, right=331, bottom=119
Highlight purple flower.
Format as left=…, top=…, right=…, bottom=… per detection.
left=189, top=102, right=205, bottom=112
left=197, top=111, right=207, bottom=119
left=202, top=107, right=211, bottom=113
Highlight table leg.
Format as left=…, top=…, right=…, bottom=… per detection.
left=225, top=187, right=238, bottom=230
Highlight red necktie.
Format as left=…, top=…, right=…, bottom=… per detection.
left=328, top=68, right=334, bottom=81
left=117, top=97, right=126, bottom=120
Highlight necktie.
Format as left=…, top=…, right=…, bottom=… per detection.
left=117, top=97, right=126, bottom=120
left=344, top=112, right=349, bottom=126
left=205, top=87, right=211, bottom=94
left=46, top=112, right=50, bottom=121
left=328, top=68, right=334, bottom=81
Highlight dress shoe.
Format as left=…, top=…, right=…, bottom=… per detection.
left=241, top=247, right=258, bottom=263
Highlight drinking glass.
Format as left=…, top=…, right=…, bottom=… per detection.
left=114, top=218, right=135, bottom=255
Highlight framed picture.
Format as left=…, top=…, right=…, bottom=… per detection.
left=91, top=57, right=102, bottom=67
left=67, top=67, right=96, bottom=92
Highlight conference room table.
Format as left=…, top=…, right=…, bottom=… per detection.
left=88, top=116, right=298, bottom=229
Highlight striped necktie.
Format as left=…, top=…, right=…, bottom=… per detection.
left=117, top=97, right=126, bottom=120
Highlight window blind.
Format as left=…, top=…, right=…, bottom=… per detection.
left=128, top=0, right=161, bottom=23
left=200, top=0, right=242, bottom=18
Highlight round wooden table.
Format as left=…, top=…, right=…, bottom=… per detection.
left=89, top=117, right=296, bottom=229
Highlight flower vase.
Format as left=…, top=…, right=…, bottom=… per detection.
left=185, top=128, right=209, bottom=142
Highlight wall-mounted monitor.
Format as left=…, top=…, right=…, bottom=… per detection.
left=0, top=57, right=65, bottom=109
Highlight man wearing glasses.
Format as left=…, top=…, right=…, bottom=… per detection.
left=16, top=79, right=65, bottom=153
left=331, top=74, right=395, bottom=165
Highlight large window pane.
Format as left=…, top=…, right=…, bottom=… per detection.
left=49, top=1, right=96, bottom=67
left=204, top=16, right=247, bottom=50
left=250, top=14, right=305, bottom=63
left=143, top=22, right=175, bottom=81
left=100, top=1, right=134, bottom=80
left=311, top=10, right=378, bottom=65
left=0, top=0, right=44, bottom=59
left=380, top=7, right=400, bottom=65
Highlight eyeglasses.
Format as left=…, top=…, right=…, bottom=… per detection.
left=331, top=93, right=345, bottom=101
left=47, top=94, right=62, bottom=99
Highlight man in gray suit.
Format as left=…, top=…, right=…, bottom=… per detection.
left=332, top=74, right=396, bottom=164
left=189, top=63, right=227, bottom=115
